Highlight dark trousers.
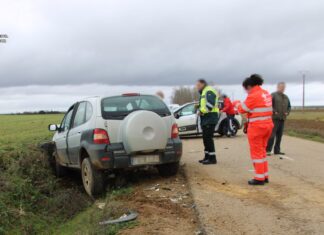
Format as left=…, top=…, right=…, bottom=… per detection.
left=266, top=119, right=285, bottom=153
left=202, top=124, right=216, bottom=156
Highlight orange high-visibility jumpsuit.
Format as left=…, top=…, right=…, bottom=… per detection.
left=238, top=86, right=274, bottom=181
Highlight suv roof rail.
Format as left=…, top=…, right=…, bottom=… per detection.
left=83, top=96, right=100, bottom=99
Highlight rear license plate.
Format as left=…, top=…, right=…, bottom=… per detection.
left=131, top=155, right=160, bottom=166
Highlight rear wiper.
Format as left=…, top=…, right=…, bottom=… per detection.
left=156, top=112, right=170, bottom=117
left=106, top=113, right=129, bottom=119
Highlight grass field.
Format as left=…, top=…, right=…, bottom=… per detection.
left=288, top=110, right=324, bottom=121
left=0, top=114, right=134, bottom=234
left=285, top=110, right=324, bottom=143
left=0, top=114, right=89, bottom=234
left=0, top=114, right=63, bottom=154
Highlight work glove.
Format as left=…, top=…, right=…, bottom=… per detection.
left=243, top=122, right=248, bottom=134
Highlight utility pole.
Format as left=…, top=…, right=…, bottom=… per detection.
left=299, top=71, right=309, bottom=110
left=302, top=73, right=305, bottom=110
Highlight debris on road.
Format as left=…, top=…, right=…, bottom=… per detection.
left=195, top=230, right=204, bottom=235
left=96, top=202, right=106, bottom=210
left=170, top=198, right=181, bottom=203
left=221, top=181, right=228, bottom=185
left=145, top=184, right=160, bottom=191
left=161, top=187, right=172, bottom=191
left=99, top=211, right=138, bottom=225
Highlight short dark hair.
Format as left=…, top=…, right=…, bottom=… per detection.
left=242, top=74, right=264, bottom=89
left=197, top=78, right=207, bottom=86
left=222, top=94, right=228, bottom=98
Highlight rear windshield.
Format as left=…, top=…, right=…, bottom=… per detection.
left=101, top=95, right=171, bottom=120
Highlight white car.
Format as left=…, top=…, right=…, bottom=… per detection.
left=168, top=104, right=180, bottom=112
left=46, top=94, right=182, bottom=196
left=173, top=102, right=242, bottom=136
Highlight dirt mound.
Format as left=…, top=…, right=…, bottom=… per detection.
left=120, top=169, right=200, bottom=235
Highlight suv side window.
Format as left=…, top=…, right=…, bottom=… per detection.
left=60, top=109, right=74, bottom=132
left=180, top=104, right=196, bottom=116
left=85, top=102, right=93, bottom=122
left=73, top=102, right=87, bottom=127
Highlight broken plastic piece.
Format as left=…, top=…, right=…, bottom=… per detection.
left=99, top=211, right=138, bottom=225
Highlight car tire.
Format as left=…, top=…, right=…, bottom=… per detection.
left=217, top=120, right=227, bottom=136
left=157, top=162, right=180, bottom=177
left=81, top=158, right=104, bottom=196
left=231, top=120, right=240, bottom=136
left=53, top=150, right=67, bottom=177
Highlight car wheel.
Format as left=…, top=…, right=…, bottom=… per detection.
left=81, top=158, right=104, bottom=196
left=157, top=162, right=180, bottom=177
left=217, top=120, right=227, bottom=136
left=231, top=120, right=240, bottom=136
left=53, top=150, right=67, bottom=177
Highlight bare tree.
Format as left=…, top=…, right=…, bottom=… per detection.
left=171, top=85, right=222, bottom=105
left=171, top=86, right=199, bottom=105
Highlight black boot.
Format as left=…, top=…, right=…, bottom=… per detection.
left=274, top=151, right=285, bottom=155
left=248, top=179, right=265, bottom=185
left=202, top=155, right=217, bottom=165
left=199, top=153, right=208, bottom=163
left=265, top=178, right=269, bottom=183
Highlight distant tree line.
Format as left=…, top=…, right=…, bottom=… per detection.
left=10, top=110, right=64, bottom=115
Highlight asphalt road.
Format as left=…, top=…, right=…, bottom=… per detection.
left=182, top=133, right=324, bottom=235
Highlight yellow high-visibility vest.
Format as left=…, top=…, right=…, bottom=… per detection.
left=199, top=86, right=219, bottom=114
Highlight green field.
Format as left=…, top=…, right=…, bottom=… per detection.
left=0, top=114, right=88, bottom=234
left=285, top=110, right=324, bottom=143
left=0, top=114, right=63, bottom=154
left=288, top=110, right=324, bottom=121
left=0, top=114, right=134, bottom=234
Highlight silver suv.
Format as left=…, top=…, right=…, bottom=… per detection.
left=48, top=94, right=182, bottom=196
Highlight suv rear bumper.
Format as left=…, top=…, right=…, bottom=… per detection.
left=88, top=138, right=182, bottom=170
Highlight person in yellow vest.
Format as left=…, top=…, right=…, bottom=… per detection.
left=196, top=79, right=220, bottom=165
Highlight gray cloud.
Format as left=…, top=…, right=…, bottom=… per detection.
left=1, top=0, right=324, bottom=87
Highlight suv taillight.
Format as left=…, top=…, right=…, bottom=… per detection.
left=93, top=129, right=110, bottom=144
left=171, top=124, right=179, bottom=139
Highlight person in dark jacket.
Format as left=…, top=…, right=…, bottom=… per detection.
left=266, top=82, right=291, bottom=157
left=196, top=79, right=219, bottom=165
left=221, top=94, right=236, bottom=137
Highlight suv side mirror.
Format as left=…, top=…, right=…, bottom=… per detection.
left=48, top=124, right=59, bottom=131
left=174, top=113, right=181, bottom=119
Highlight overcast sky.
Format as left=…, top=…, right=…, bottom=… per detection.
left=0, top=0, right=324, bottom=112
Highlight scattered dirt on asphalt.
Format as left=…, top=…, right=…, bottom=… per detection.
left=181, top=135, right=324, bottom=235
left=120, top=168, right=202, bottom=235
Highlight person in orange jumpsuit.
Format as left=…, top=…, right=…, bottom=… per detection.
left=237, top=74, right=274, bottom=185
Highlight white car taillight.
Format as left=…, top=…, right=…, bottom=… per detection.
left=93, top=129, right=110, bottom=144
